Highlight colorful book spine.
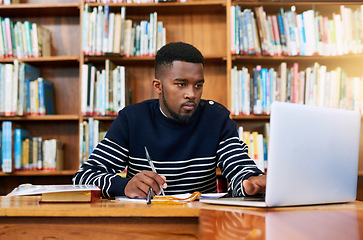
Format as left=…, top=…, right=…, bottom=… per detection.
left=1, top=121, right=12, bottom=173
left=14, top=128, right=31, bottom=171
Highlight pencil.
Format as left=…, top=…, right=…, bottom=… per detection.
left=144, top=146, right=166, bottom=196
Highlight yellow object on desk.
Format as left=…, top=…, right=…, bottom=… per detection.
left=151, top=191, right=202, bottom=205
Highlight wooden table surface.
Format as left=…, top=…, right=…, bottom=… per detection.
left=1, top=196, right=363, bottom=240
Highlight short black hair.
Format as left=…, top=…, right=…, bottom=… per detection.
left=155, top=42, right=204, bottom=78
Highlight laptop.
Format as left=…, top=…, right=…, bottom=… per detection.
left=201, top=101, right=361, bottom=207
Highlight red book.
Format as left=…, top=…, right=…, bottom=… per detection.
left=40, top=189, right=101, bottom=203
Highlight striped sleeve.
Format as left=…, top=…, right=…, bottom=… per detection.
left=217, top=136, right=264, bottom=197
left=72, top=137, right=130, bottom=198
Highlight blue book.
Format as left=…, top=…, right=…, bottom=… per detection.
left=88, top=118, right=94, bottom=157
left=253, top=66, right=262, bottom=115
left=260, top=68, right=268, bottom=114
left=18, top=62, right=40, bottom=115
left=296, top=14, right=306, bottom=56
left=103, top=5, right=110, bottom=54
left=38, top=77, right=55, bottom=115
left=14, top=129, right=31, bottom=171
left=1, top=121, right=12, bottom=173
left=25, top=79, right=32, bottom=115
left=277, top=13, right=286, bottom=53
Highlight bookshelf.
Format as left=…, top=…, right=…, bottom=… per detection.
left=1, top=1, right=363, bottom=199
left=0, top=0, right=80, bottom=194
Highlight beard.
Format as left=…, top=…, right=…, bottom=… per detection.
left=162, top=90, right=195, bottom=125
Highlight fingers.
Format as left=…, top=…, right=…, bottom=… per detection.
left=242, top=175, right=266, bottom=195
left=124, top=170, right=167, bottom=199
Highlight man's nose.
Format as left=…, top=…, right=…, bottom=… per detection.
left=184, top=86, right=196, bottom=100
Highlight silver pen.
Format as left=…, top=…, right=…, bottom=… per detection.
left=144, top=146, right=165, bottom=196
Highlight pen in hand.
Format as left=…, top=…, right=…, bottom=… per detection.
left=144, top=146, right=166, bottom=196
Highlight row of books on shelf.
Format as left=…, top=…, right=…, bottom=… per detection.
left=79, top=118, right=107, bottom=167
left=0, top=16, right=51, bottom=59
left=82, top=5, right=166, bottom=57
left=231, top=5, right=363, bottom=56
left=0, top=121, right=63, bottom=173
left=82, top=60, right=129, bottom=116
left=0, top=61, right=54, bottom=116
left=238, top=124, right=269, bottom=173
left=231, top=62, right=363, bottom=116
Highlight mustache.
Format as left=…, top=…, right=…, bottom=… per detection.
left=181, top=101, right=196, bottom=107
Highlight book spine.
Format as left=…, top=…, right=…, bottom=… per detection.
left=2, top=121, right=12, bottom=173
left=11, top=59, right=19, bottom=116
left=14, top=129, right=22, bottom=171
left=43, top=79, right=54, bottom=115
left=37, top=136, right=42, bottom=170
left=4, top=18, right=13, bottom=57
left=24, top=21, right=33, bottom=57
left=88, top=117, right=94, bottom=156
left=230, top=6, right=236, bottom=54
left=102, top=5, right=109, bottom=54
left=4, top=63, right=13, bottom=116
left=37, top=77, right=46, bottom=115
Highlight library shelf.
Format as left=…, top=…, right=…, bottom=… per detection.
left=0, top=170, right=76, bottom=177
left=85, top=1, right=226, bottom=14
left=81, top=115, right=117, bottom=121
left=0, top=2, right=80, bottom=17
left=0, top=115, right=79, bottom=121
left=232, top=54, right=363, bottom=62
left=84, top=55, right=226, bottom=65
left=232, top=115, right=270, bottom=121
left=0, top=56, right=80, bottom=66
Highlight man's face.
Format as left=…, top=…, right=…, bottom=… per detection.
left=153, top=61, right=204, bottom=124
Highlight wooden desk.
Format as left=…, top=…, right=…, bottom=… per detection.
left=1, top=196, right=363, bottom=240
left=0, top=196, right=201, bottom=240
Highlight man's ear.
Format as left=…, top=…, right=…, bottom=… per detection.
left=152, top=79, right=162, bottom=95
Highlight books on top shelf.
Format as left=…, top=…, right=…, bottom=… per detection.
left=82, top=5, right=166, bottom=57
left=0, top=17, right=51, bottom=58
left=81, top=60, right=126, bottom=116
left=0, top=121, right=63, bottom=173
left=231, top=62, right=363, bottom=116
left=231, top=5, right=363, bottom=56
left=6, top=184, right=101, bottom=203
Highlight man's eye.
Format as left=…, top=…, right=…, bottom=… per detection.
left=177, top=83, right=185, bottom=87
left=195, top=84, right=203, bottom=88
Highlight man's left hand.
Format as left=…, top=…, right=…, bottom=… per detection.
left=242, top=175, right=266, bottom=195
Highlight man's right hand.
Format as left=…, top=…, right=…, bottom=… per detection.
left=124, top=170, right=167, bottom=199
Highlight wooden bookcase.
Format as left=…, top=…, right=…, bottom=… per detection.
left=0, top=0, right=362, bottom=199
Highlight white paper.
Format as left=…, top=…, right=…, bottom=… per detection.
left=6, top=184, right=100, bottom=197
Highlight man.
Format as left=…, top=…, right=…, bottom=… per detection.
left=73, top=42, right=266, bottom=199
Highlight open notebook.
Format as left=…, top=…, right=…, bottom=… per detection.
left=201, top=102, right=361, bottom=207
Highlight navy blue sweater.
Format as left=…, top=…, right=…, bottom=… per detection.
left=73, top=99, right=263, bottom=198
